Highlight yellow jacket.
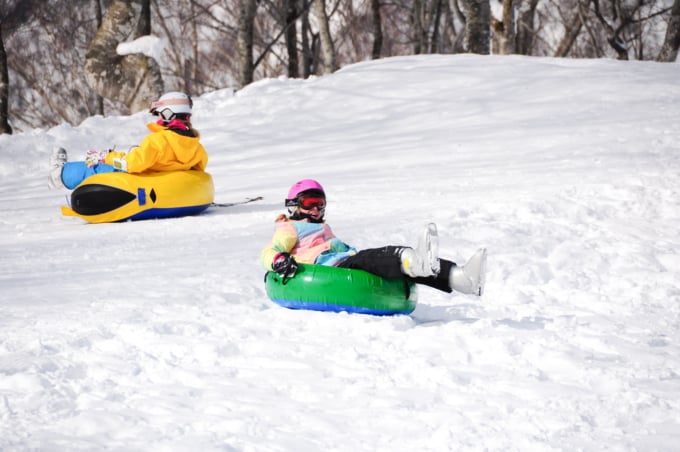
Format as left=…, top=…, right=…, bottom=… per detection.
left=105, top=123, right=208, bottom=173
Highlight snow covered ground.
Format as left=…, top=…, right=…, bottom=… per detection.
left=1, top=54, right=679, bottom=451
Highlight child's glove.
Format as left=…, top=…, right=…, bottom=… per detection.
left=85, top=150, right=109, bottom=168
left=272, top=252, right=298, bottom=277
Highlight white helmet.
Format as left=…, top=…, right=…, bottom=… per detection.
left=149, top=91, right=193, bottom=116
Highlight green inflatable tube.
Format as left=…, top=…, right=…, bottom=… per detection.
left=265, top=264, right=417, bottom=315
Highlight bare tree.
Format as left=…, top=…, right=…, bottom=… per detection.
left=4, top=0, right=680, bottom=132
left=3, top=0, right=107, bottom=130
left=590, top=0, right=632, bottom=59
left=301, top=4, right=316, bottom=77
left=152, top=0, right=208, bottom=93
left=448, top=0, right=468, bottom=52
left=1, top=0, right=36, bottom=134
left=501, top=0, right=516, bottom=54
left=237, top=0, right=258, bottom=87
left=412, top=0, right=428, bottom=54
left=658, top=0, right=680, bottom=62
left=93, top=0, right=104, bottom=115
left=580, top=0, right=671, bottom=60
left=0, top=21, right=12, bottom=134
left=554, top=1, right=585, bottom=57
left=85, top=0, right=163, bottom=112
left=429, top=0, right=445, bottom=53
left=371, top=0, right=384, bottom=59
left=313, top=0, right=337, bottom=74
left=461, top=0, right=491, bottom=54
left=284, top=0, right=300, bottom=77
left=492, top=0, right=516, bottom=54
left=408, top=0, right=459, bottom=54
left=516, top=0, right=540, bottom=55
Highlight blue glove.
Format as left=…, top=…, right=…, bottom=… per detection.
left=272, top=252, right=298, bottom=277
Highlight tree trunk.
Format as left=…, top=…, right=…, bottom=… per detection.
left=284, top=0, right=299, bottom=78
left=430, top=0, right=444, bottom=53
left=658, top=0, right=680, bottom=62
left=449, top=0, right=468, bottom=52
left=0, top=22, right=12, bottom=134
left=412, top=0, right=426, bottom=54
left=371, top=0, right=383, bottom=59
left=515, top=0, right=539, bottom=55
left=237, top=0, right=258, bottom=88
left=313, top=0, right=336, bottom=74
left=491, top=1, right=512, bottom=56
left=590, top=0, right=629, bottom=60
left=285, top=0, right=300, bottom=78
left=189, top=0, right=199, bottom=93
left=301, top=6, right=315, bottom=77
left=93, top=0, right=104, bottom=115
left=500, top=0, right=516, bottom=54
left=84, top=0, right=163, bottom=113
left=137, top=0, right=150, bottom=36
left=554, top=6, right=584, bottom=57
left=462, top=0, right=491, bottom=54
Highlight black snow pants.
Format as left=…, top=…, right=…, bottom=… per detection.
left=336, top=246, right=455, bottom=293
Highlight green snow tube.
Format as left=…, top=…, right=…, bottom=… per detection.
left=265, top=264, right=417, bottom=315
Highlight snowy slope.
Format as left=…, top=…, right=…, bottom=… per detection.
left=1, top=54, right=679, bottom=451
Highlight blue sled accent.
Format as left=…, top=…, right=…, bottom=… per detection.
left=270, top=298, right=413, bottom=316
left=127, top=204, right=211, bottom=221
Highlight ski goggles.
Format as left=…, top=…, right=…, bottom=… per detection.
left=298, top=196, right=326, bottom=210
left=157, top=108, right=177, bottom=121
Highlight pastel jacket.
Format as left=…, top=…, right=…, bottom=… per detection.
left=105, top=122, right=208, bottom=174
left=261, top=217, right=358, bottom=271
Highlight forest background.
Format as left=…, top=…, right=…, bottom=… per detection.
left=1, top=0, right=679, bottom=135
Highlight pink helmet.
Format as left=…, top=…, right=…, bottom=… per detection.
left=285, top=179, right=326, bottom=221
left=285, top=179, right=325, bottom=206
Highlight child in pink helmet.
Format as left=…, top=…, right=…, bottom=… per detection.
left=261, top=179, right=486, bottom=296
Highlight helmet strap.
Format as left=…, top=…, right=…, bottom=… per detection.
left=289, top=209, right=324, bottom=223
left=157, top=117, right=190, bottom=130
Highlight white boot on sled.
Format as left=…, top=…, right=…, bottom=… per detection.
left=450, top=248, right=487, bottom=296
left=48, top=147, right=67, bottom=189
left=400, top=223, right=440, bottom=278
left=417, top=222, right=440, bottom=276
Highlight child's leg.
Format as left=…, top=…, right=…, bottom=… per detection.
left=337, top=246, right=404, bottom=279
left=61, top=162, right=116, bottom=189
left=412, top=259, right=455, bottom=293
left=416, top=252, right=487, bottom=296
left=338, top=248, right=457, bottom=293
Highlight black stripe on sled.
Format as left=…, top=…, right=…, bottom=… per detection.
left=71, top=184, right=136, bottom=216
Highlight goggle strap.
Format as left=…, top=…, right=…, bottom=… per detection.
left=285, top=196, right=326, bottom=209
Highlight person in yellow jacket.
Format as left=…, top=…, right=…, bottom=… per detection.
left=48, top=92, right=208, bottom=190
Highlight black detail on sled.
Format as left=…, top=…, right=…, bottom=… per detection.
left=71, top=184, right=136, bottom=216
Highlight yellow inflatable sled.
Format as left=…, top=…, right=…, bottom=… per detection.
left=61, top=170, right=214, bottom=223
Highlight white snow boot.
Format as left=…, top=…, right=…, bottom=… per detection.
left=450, top=248, right=487, bottom=296
left=400, top=223, right=440, bottom=278
left=48, top=147, right=67, bottom=189
left=417, top=222, right=440, bottom=275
